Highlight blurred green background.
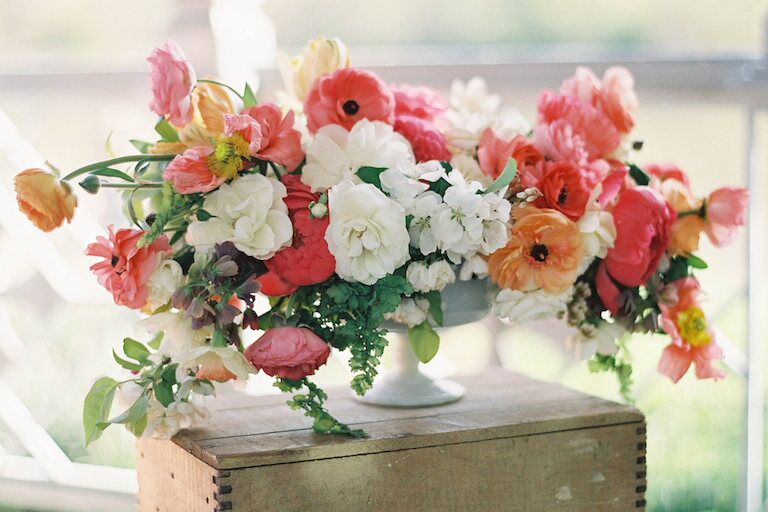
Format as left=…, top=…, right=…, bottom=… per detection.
left=0, top=1, right=765, bottom=511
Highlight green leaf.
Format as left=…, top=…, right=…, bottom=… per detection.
left=104, top=131, right=116, bottom=158
left=147, top=331, right=164, bottom=350
left=162, top=364, right=178, bottom=385
left=422, top=290, right=444, bottom=327
left=196, top=209, right=213, bottom=221
left=91, top=168, right=135, bottom=182
left=687, top=254, right=709, bottom=269
left=130, top=139, right=153, bottom=153
left=126, top=413, right=148, bottom=437
left=408, top=321, right=440, bottom=363
left=356, top=166, right=387, bottom=189
left=155, top=118, right=180, bottom=142
left=429, top=177, right=451, bottom=196
left=663, top=256, right=690, bottom=283
left=628, top=163, right=651, bottom=186
left=83, top=377, right=118, bottom=446
left=483, top=158, right=518, bottom=194
left=100, top=393, right=150, bottom=428
left=113, top=350, right=142, bottom=372
left=243, top=83, right=258, bottom=108
left=154, top=381, right=175, bottom=407
left=123, top=337, right=150, bottom=363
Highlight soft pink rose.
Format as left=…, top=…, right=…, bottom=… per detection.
left=164, top=146, right=224, bottom=194
left=704, top=187, right=748, bottom=247
left=394, top=115, right=451, bottom=162
left=86, top=226, right=172, bottom=309
left=147, top=41, right=196, bottom=127
left=601, top=187, right=675, bottom=288
left=391, top=84, right=448, bottom=121
left=244, top=326, right=331, bottom=380
left=304, top=68, right=395, bottom=133
left=224, top=104, right=304, bottom=171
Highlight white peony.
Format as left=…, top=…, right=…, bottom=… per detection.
left=185, top=174, right=293, bottom=259
left=141, top=310, right=212, bottom=361
left=325, top=180, right=411, bottom=284
left=494, top=287, right=574, bottom=324
left=302, top=120, right=414, bottom=192
left=566, top=322, right=624, bottom=360
left=145, top=397, right=210, bottom=439
left=385, top=297, right=430, bottom=327
left=144, top=259, right=185, bottom=312
left=406, top=260, right=456, bottom=293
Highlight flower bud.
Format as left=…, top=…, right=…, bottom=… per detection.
left=309, top=201, right=328, bottom=219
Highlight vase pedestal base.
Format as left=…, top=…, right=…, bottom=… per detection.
left=354, top=370, right=465, bottom=407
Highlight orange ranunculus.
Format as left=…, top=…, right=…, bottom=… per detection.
left=488, top=206, right=583, bottom=294
left=660, top=178, right=704, bottom=255
left=14, top=168, right=77, bottom=232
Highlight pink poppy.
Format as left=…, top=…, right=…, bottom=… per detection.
left=391, top=84, right=448, bottom=121
left=86, top=227, right=172, bottom=310
left=163, top=146, right=225, bottom=194
left=704, top=187, right=749, bottom=247
left=394, top=115, right=451, bottom=162
left=147, top=41, right=196, bottom=127
left=224, top=104, right=304, bottom=171
left=304, top=68, right=395, bottom=133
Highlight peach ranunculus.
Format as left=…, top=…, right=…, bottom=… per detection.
left=148, top=40, right=196, bottom=128
left=163, top=146, right=225, bottom=194
left=560, top=66, right=637, bottom=134
left=224, top=104, right=304, bottom=171
left=657, top=277, right=725, bottom=382
left=660, top=178, right=705, bottom=255
left=86, top=226, right=172, bottom=309
left=304, top=67, right=395, bottom=133
left=488, top=206, right=583, bottom=294
left=14, top=169, right=77, bottom=232
left=244, top=326, right=331, bottom=380
left=704, top=187, right=749, bottom=247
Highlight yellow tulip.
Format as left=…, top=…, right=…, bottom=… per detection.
left=279, top=37, right=352, bottom=102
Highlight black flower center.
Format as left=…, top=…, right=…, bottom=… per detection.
left=342, top=100, right=360, bottom=116
left=111, top=256, right=120, bottom=267
left=558, top=186, right=568, bottom=205
left=530, top=244, right=549, bottom=262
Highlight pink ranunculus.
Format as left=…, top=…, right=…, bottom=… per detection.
left=394, top=115, right=451, bottom=162
left=225, top=104, right=304, bottom=171
left=535, top=91, right=621, bottom=162
left=646, top=163, right=691, bottom=188
left=391, top=84, right=448, bottom=121
left=163, top=146, right=224, bottom=194
left=147, top=41, right=196, bottom=127
left=704, top=187, right=749, bottom=247
left=304, top=67, right=395, bottom=133
left=244, top=326, right=331, bottom=380
left=603, top=187, right=675, bottom=287
left=538, top=160, right=592, bottom=220
left=86, top=226, right=172, bottom=309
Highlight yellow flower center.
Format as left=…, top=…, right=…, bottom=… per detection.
left=207, top=134, right=250, bottom=180
left=676, top=306, right=712, bottom=347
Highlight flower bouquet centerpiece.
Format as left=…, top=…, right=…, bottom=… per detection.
left=14, top=37, right=748, bottom=442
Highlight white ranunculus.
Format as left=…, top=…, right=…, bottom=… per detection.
left=185, top=174, right=292, bottom=259
left=145, top=259, right=185, bottom=312
left=141, top=311, right=212, bottom=361
left=406, top=260, right=456, bottom=293
left=566, top=322, right=624, bottom=360
left=407, top=191, right=443, bottom=256
left=494, top=287, right=574, bottom=324
left=385, top=297, right=430, bottom=327
left=459, top=253, right=488, bottom=281
left=325, top=180, right=410, bottom=285
left=302, top=120, right=414, bottom=192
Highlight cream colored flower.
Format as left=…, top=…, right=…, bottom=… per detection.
left=278, top=37, right=352, bottom=102
left=141, top=311, right=212, bottom=361
left=566, top=322, right=624, bottom=360
left=406, top=260, right=456, bottom=293
left=494, top=287, right=573, bottom=324
left=144, top=259, right=185, bottom=312
left=180, top=346, right=256, bottom=382
left=385, top=297, right=430, bottom=327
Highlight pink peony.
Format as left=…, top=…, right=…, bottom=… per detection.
left=304, top=68, right=395, bottom=133
left=244, top=326, right=331, bottom=380
left=147, top=41, right=196, bottom=127
left=704, top=187, right=749, bottom=247
left=225, top=104, right=304, bottom=171
left=601, top=186, right=675, bottom=288
left=560, top=66, right=637, bottom=134
left=164, top=146, right=224, bottom=194
left=86, top=227, right=172, bottom=309
left=391, top=84, right=448, bottom=121
left=394, top=115, right=451, bottom=162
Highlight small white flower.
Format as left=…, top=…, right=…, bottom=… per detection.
left=494, top=287, right=574, bottom=324
left=141, top=311, right=212, bottom=361
left=380, top=166, right=429, bottom=209
left=459, top=253, right=489, bottom=281
left=407, top=191, right=443, bottom=255
left=325, top=180, right=411, bottom=285
left=145, top=259, right=185, bottom=312
left=302, top=120, right=414, bottom=192
left=449, top=77, right=501, bottom=117
left=186, top=174, right=292, bottom=259
left=566, top=322, right=624, bottom=360
left=432, top=171, right=484, bottom=262
left=406, top=260, right=456, bottom=293
left=145, top=398, right=210, bottom=440
left=385, top=297, right=430, bottom=327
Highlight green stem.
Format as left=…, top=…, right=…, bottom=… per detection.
left=62, top=155, right=173, bottom=181
left=100, top=183, right=163, bottom=190
left=197, top=79, right=244, bottom=101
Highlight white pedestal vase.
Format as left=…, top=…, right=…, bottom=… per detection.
left=355, top=278, right=496, bottom=407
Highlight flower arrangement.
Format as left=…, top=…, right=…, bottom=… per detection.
left=14, top=38, right=748, bottom=442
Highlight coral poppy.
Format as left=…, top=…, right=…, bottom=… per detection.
left=538, top=161, right=592, bottom=220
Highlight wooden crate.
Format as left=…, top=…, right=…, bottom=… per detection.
left=138, top=370, right=646, bottom=511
